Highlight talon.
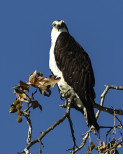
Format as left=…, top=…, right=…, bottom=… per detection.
left=59, top=104, right=67, bottom=108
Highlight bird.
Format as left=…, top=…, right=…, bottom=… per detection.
left=49, top=20, right=99, bottom=131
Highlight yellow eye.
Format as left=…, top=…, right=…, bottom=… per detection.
left=53, top=23, right=56, bottom=27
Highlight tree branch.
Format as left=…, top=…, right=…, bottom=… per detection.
left=19, top=106, right=70, bottom=153
left=66, top=113, right=78, bottom=152
left=72, top=127, right=95, bottom=154
left=15, top=82, right=123, bottom=154
left=93, top=103, right=123, bottom=115
left=22, top=110, right=32, bottom=145
left=93, top=85, right=123, bottom=115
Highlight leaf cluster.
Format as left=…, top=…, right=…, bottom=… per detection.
left=9, top=70, right=61, bottom=123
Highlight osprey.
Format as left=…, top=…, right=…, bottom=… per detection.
left=49, top=20, right=99, bottom=131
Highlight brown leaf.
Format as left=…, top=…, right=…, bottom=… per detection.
left=31, top=101, right=39, bottom=109
left=38, top=75, right=60, bottom=89
left=13, top=81, right=29, bottom=92
left=115, top=149, right=119, bottom=154
left=85, top=151, right=91, bottom=154
left=88, top=142, right=95, bottom=151
left=96, top=141, right=106, bottom=150
left=38, top=75, right=60, bottom=96
left=29, top=70, right=37, bottom=84
left=96, top=141, right=121, bottom=154
left=17, top=93, right=29, bottom=102
left=28, top=71, right=60, bottom=97
left=117, top=143, right=122, bottom=148
left=13, top=99, right=20, bottom=106
left=44, top=88, right=51, bottom=97
left=37, top=72, right=43, bottom=77
left=9, top=104, right=17, bottom=113
left=30, top=101, right=42, bottom=111
left=95, top=141, right=107, bottom=153
left=47, top=75, right=61, bottom=88
left=107, top=141, right=115, bottom=148
left=14, top=88, right=23, bottom=94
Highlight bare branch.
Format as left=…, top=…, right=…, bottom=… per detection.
left=100, top=125, right=123, bottom=129
left=19, top=106, right=70, bottom=153
left=93, top=103, right=123, bottom=115
left=22, top=110, right=32, bottom=145
left=66, top=114, right=78, bottom=152
left=72, top=127, right=95, bottom=154
left=95, top=84, right=107, bottom=119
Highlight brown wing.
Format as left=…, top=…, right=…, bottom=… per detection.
left=54, top=32, right=95, bottom=103
left=54, top=32, right=99, bottom=130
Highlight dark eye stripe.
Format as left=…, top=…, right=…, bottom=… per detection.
left=61, top=22, right=69, bottom=32
left=61, top=23, right=65, bottom=27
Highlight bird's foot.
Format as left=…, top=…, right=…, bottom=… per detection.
left=59, top=104, right=67, bottom=108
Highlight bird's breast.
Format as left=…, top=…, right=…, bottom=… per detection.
left=49, top=45, right=71, bottom=96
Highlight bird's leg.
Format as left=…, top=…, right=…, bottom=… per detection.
left=59, top=102, right=67, bottom=108
left=59, top=89, right=73, bottom=108
left=66, top=95, right=75, bottom=107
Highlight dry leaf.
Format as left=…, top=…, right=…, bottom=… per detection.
left=30, top=101, right=42, bottom=111
left=28, top=71, right=61, bottom=97
left=13, top=99, right=20, bottom=106
left=88, top=142, right=95, bottom=151
left=17, top=93, right=29, bottom=102
left=95, top=141, right=107, bottom=153
left=96, top=140, right=122, bottom=154
left=29, top=70, right=37, bottom=84
left=13, top=81, right=29, bottom=92
left=85, top=151, right=91, bottom=154
left=45, top=75, right=61, bottom=88
left=117, top=143, right=122, bottom=148
left=9, top=104, right=17, bottom=113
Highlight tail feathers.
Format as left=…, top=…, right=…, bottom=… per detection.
left=83, top=107, right=100, bottom=131
left=71, top=99, right=100, bottom=131
left=87, top=113, right=100, bottom=131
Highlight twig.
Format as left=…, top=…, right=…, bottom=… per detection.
left=106, top=128, right=113, bottom=144
left=115, top=115, right=123, bottom=126
left=101, top=85, right=123, bottom=103
left=22, top=110, right=32, bottom=145
left=94, top=85, right=123, bottom=115
left=24, top=148, right=31, bottom=154
left=95, top=84, right=108, bottom=119
left=19, top=106, right=70, bottom=153
left=94, top=103, right=123, bottom=115
left=113, top=108, right=116, bottom=140
left=100, top=125, right=123, bottom=129
left=72, top=127, right=95, bottom=154
left=66, top=114, right=78, bottom=152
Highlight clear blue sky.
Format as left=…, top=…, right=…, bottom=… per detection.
left=0, top=0, right=123, bottom=154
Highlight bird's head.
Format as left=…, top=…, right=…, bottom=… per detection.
left=52, top=20, right=69, bottom=32
left=51, top=20, right=69, bottom=43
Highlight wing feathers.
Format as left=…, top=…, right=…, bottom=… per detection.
left=54, top=32, right=99, bottom=130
